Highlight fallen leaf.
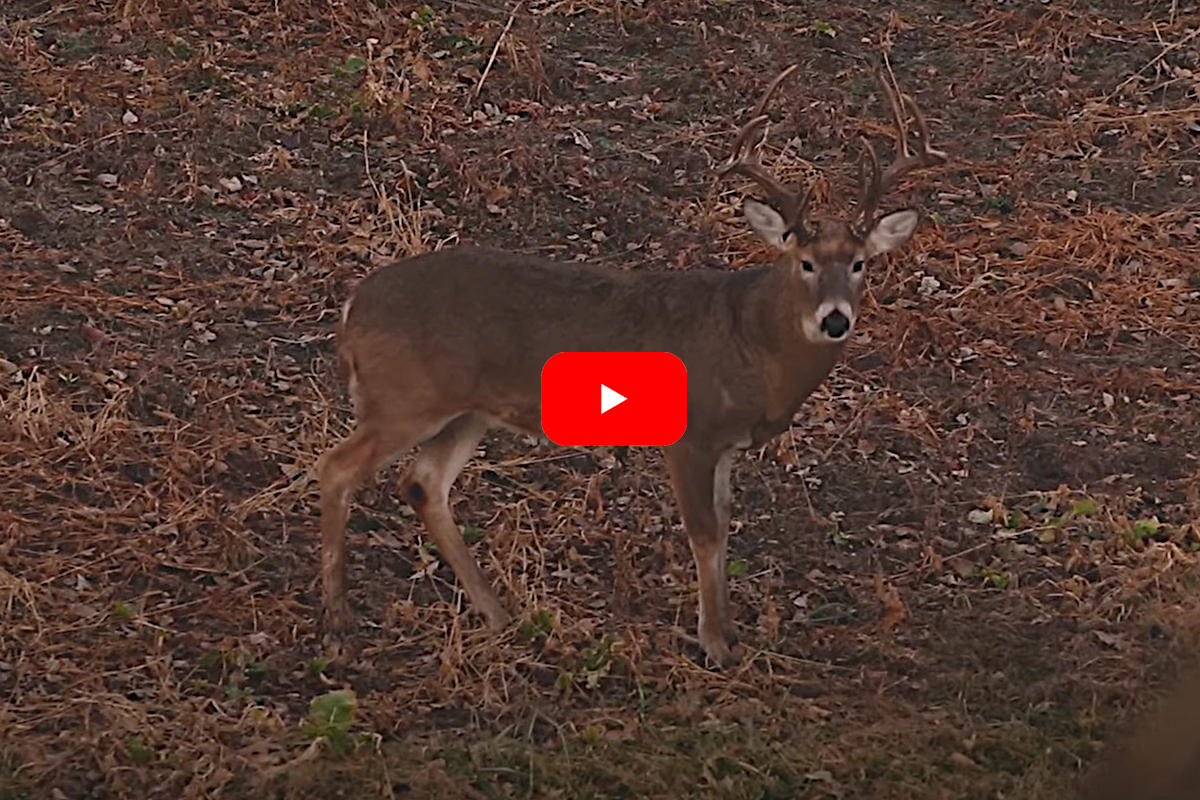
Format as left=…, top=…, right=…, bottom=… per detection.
left=918, top=275, right=941, bottom=295
left=874, top=574, right=907, bottom=631
left=79, top=323, right=106, bottom=347
left=968, top=508, right=994, bottom=524
left=949, top=557, right=976, bottom=578
left=412, top=56, right=431, bottom=82
left=571, top=128, right=592, bottom=151
left=949, top=752, right=978, bottom=770
left=485, top=185, right=511, bottom=205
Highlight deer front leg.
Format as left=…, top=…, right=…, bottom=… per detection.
left=665, top=443, right=739, bottom=668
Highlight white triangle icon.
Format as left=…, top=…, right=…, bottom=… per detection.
left=600, top=384, right=626, bottom=414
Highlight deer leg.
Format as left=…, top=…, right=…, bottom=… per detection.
left=713, top=448, right=736, bottom=646
left=400, top=412, right=510, bottom=631
left=317, top=423, right=421, bottom=635
left=666, top=443, right=738, bottom=668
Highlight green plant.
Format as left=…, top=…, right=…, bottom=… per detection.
left=332, top=55, right=366, bottom=79
left=303, top=689, right=358, bottom=755
left=225, top=682, right=253, bottom=702
left=125, top=736, right=152, bottom=764
left=558, top=635, right=621, bottom=692
left=519, top=608, right=553, bottom=640
left=811, top=20, right=836, bottom=36
left=1130, top=516, right=1162, bottom=543
left=1069, top=498, right=1098, bottom=517
left=409, top=5, right=437, bottom=29
left=981, top=568, right=1010, bottom=590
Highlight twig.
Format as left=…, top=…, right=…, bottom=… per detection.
left=34, top=126, right=182, bottom=172
left=468, top=1, right=522, bottom=106
left=1091, top=25, right=1200, bottom=113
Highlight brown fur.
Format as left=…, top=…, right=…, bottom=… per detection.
left=1078, top=667, right=1200, bottom=800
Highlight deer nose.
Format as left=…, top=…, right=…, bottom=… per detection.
left=820, top=310, right=851, bottom=339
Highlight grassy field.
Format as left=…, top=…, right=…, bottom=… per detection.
left=2, top=1, right=1199, bottom=797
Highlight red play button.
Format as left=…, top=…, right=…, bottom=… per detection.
left=541, top=352, right=687, bottom=446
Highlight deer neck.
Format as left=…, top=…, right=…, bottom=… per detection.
left=747, top=263, right=847, bottom=443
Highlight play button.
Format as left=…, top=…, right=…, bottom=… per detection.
left=540, top=352, right=688, bottom=446
left=600, top=384, right=626, bottom=414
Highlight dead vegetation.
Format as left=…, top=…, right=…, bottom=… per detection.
left=1, top=0, right=1199, bottom=798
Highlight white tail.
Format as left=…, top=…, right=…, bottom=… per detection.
left=315, top=65, right=947, bottom=667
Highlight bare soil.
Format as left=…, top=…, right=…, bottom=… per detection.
left=2, top=1, right=1199, bottom=798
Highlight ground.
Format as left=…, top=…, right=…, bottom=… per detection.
left=2, top=1, right=1199, bottom=798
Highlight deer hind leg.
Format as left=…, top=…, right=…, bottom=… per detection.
left=666, top=443, right=738, bottom=668
left=400, top=412, right=510, bottom=631
left=317, top=422, right=423, bottom=635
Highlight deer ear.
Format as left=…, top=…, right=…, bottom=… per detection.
left=864, top=209, right=919, bottom=258
left=743, top=199, right=794, bottom=251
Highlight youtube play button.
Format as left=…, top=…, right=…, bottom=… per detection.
left=541, top=352, right=687, bottom=446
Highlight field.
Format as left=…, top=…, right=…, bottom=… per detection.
left=2, top=1, right=1200, bottom=798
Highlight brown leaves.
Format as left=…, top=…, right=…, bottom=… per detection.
left=485, top=183, right=512, bottom=214
left=873, top=574, right=908, bottom=632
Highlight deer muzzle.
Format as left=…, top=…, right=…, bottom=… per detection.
left=813, top=299, right=855, bottom=341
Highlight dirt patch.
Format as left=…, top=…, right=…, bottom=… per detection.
left=2, top=1, right=1200, bottom=799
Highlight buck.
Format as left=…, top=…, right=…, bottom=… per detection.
left=316, top=65, right=947, bottom=667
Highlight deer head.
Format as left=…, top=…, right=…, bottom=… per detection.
left=720, top=65, right=948, bottom=343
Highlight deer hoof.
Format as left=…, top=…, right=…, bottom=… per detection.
left=700, top=630, right=741, bottom=670
left=483, top=605, right=512, bottom=633
left=322, top=600, right=353, bottom=634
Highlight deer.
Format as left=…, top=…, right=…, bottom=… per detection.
left=315, top=64, right=947, bottom=668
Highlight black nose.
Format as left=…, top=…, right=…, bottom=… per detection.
left=820, top=310, right=851, bottom=339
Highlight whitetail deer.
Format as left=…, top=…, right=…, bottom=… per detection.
left=316, top=65, right=947, bottom=667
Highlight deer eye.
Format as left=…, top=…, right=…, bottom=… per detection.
left=852, top=260, right=865, bottom=273
left=801, top=260, right=815, bottom=273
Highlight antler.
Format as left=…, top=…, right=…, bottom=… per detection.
left=852, top=72, right=948, bottom=235
left=719, top=64, right=815, bottom=237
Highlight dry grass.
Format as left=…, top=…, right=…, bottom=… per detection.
left=1, top=0, right=1199, bottom=798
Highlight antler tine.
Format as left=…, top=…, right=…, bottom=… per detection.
left=752, top=63, right=799, bottom=120
left=852, top=136, right=882, bottom=234
left=719, top=115, right=794, bottom=209
left=719, top=65, right=812, bottom=233
left=878, top=75, right=911, bottom=164
left=879, top=78, right=949, bottom=187
left=853, top=71, right=949, bottom=233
